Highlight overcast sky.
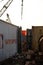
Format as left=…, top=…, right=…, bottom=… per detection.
left=0, top=0, right=43, bottom=30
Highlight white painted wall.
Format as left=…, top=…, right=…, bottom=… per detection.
left=0, top=20, right=18, bottom=61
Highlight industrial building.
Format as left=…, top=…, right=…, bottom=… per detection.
left=0, top=0, right=43, bottom=65
left=0, top=19, right=19, bottom=61
left=0, top=20, right=43, bottom=65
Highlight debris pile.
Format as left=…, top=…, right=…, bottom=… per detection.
left=0, top=50, right=43, bottom=65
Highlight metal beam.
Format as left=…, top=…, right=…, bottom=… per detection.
left=0, top=0, right=13, bottom=17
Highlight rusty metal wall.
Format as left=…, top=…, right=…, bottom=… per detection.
left=32, top=26, right=43, bottom=51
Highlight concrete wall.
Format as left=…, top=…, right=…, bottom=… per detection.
left=0, top=20, right=18, bottom=61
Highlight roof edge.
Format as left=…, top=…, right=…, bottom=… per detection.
left=0, top=19, right=19, bottom=28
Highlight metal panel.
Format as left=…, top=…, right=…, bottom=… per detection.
left=0, top=20, right=18, bottom=61
left=32, top=26, right=43, bottom=51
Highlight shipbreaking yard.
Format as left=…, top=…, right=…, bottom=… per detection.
left=0, top=20, right=43, bottom=65
left=0, top=0, right=43, bottom=65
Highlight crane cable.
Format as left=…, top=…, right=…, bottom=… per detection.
left=21, top=0, right=23, bottom=19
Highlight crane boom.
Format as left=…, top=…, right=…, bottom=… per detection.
left=0, top=0, right=13, bottom=17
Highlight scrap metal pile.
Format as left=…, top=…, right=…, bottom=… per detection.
left=0, top=50, right=43, bottom=65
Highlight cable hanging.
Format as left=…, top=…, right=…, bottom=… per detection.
left=21, top=0, right=23, bottom=19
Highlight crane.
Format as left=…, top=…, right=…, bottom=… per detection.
left=21, top=0, right=24, bottom=19
left=6, top=13, right=11, bottom=23
left=0, top=0, right=13, bottom=17
left=0, top=0, right=24, bottom=19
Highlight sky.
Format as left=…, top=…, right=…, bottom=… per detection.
left=0, top=0, right=43, bottom=30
